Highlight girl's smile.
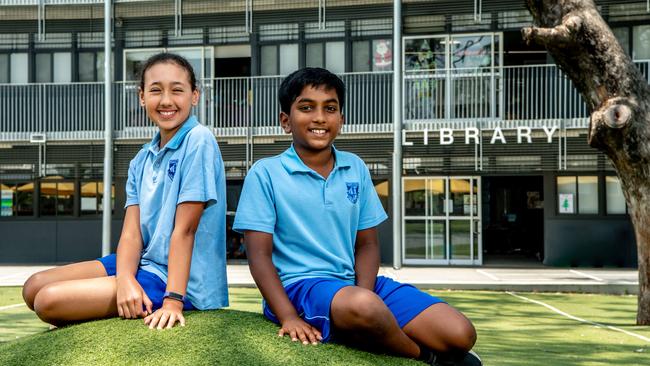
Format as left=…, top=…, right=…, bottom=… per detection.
left=139, top=62, right=199, bottom=147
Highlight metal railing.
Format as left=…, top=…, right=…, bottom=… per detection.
left=1, top=62, right=649, bottom=142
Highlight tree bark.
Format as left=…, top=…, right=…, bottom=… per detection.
left=522, top=0, right=650, bottom=324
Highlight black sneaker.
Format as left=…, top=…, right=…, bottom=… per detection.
left=455, top=351, right=482, bottom=366
left=426, top=350, right=483, bottom=366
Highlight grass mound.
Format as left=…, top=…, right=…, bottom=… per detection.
left=0, top=309, right=417, bottom=366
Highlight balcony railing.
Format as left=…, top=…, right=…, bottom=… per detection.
left=0, top=62, right=649, bottom=142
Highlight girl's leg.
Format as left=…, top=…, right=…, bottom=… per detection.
left=402, top=303, right=477, bottom=353
left=32, top=276, right=118, bottom=326
left=23, top=260, right=108, bottom=310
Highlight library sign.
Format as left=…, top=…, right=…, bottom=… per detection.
left=402, top=126, right=559, bottom=146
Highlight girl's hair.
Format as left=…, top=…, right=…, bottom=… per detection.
left=138, top=52, right=197, bottom=91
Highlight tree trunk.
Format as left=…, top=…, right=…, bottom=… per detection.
left=522, top=0, right=650, bottom=324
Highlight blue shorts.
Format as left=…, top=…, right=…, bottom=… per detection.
left=97, top=254, right=195, bottom=311
left=263, top=276, right=444, bottom=343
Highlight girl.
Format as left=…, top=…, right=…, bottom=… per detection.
left=22, top=53, right=228, bottom=329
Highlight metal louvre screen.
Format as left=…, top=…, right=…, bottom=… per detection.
left=114, top=143, right=144, bottom=178
left=43, top=143, right=105, bottom=179
left=0, top=144, right=39, bottom=180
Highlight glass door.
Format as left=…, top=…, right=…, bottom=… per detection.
left=403, top=176, right=481, bottom=265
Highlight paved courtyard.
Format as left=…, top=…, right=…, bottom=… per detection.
left=0, top=264, right=638, bottom=294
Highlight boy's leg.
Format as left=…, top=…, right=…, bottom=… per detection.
left=330, top=286, right=421, bottom=358
left=23, top=260, right=108, bottom=310
left=402, top=303, right=477, bottom=354
left=32, top=276, right=118, bottom=326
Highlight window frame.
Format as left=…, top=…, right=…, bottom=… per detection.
left=556, top=175, right=600, bottom=216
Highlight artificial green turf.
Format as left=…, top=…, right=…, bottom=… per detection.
left=0, top=287, right=48, bottom=343
left=1, top=287, right=650, bottom=365
left=0, top=287, right=25, bottom=307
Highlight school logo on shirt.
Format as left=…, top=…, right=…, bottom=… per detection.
left=346, top=182, right=359, bottom=204
left=168, top=159, right=178, bottom=181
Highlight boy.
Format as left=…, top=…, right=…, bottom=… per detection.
left=233, top=68, right=481, bottom=365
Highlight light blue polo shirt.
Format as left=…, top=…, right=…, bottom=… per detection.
left=233, top=145, right=387, bottom=287
left=125, top=115, right=228, bottom=310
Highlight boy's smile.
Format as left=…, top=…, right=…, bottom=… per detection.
left=139, top=62, right=199, bottom=147
left=280, top=85, right=344, bottom=155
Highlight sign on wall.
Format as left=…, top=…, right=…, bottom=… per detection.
left=1, top=190, right=13, bottom=217
left=558, top=193, right=574, bottom=214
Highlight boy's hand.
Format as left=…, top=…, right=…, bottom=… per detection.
left=116, top=275, right=153, bottom=319
left=144, top=299, right=185, bottom=330
left=279, top=317, right=322, bottom=345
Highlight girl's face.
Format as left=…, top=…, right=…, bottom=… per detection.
left=139, top=62, right=199, bottom=141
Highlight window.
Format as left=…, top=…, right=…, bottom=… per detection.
left=606, top=176, right=627, bottom=214
left=10, top=53, right=28, bottom=83
left=279, top=44, right=299, bottom=75
left=39, top=179, right=74, bottom=216
left=352, top=41, right=370, bottom=72
left=306, top=42, right=345, bottom=73
left=35, top=53, right=52, bottom=82
left=557, top=176, right=598, bottom=214
left=404, top=38, right=446, bottom=72
left=260, top=45, right=278, bottom=76
left=124, top=49, right=163, bottom=81
left=260, top=44, right=299, bottom=76
left=633, top=25, right=650, bottom=60
left=0, top=182, right=33, bottom=217
left=78, top=52, right=105, bottom=82
left=81, top=181, right=115, bottom=215
left=306, top=43, right=324, bottom=68
left=0, top=54, right=8, bottom=83
left=612, top=27, right=630, bottom=56
left=352, top=39, right=393, bottom=72
left=35, top=52, right=72, bottom=83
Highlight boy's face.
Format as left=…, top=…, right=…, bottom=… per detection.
left=280, top=85, right=344, bottom=154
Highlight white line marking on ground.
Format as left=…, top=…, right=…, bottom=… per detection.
left=621, top=281, right=639, bottom=285
left=476, top=269, right=500, bottom=281
left=569, top=269, right=604, bottom=282
left=506, top=291, right=650, bottom=343
left=0, top=272, right=28, bottom=281
left=0, top=303, right=25, bottom=311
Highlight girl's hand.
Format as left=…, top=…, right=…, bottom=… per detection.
left=279, top=317, right=322, bottom=345
left=144, top=299, right=185, bottom=329
left=116, top=275, right=153, bottom=319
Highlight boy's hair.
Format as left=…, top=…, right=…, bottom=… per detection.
left=278, top=67, right=345, bottom=114
left=138, top=52, right=197, bottom=92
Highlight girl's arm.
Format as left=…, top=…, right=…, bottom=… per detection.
left=245, top=230, right=322, bottom=345
left=144, top=201, right=204, bottom=329
left=115, top=205, right=152, bottom=319
left=354, top=227, right=380, bottom=291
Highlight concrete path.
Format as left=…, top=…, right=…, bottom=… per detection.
left=0, top=264, right=638, bottom=294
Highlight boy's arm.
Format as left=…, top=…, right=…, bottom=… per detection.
left=115, top=205, right=151, bottom=319
left=144, top=201, right=205, bottom=329
left=354, top=227, right=381, bottom=291
left=245, top=230, right=322, bottom=345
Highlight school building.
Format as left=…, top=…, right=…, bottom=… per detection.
left=0, top=0, right=647, bottom=267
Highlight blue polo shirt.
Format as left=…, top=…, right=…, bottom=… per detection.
left=125, top=116, right=228, bottom=310
left=233, top=145, right=387, bottom=287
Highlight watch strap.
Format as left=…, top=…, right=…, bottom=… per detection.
left=163, top=291, right=185, bottom=302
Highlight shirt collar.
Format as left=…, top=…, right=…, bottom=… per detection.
left=147, top=115, right=199, bottom=154
left=281, top=144, right=352, bottom=175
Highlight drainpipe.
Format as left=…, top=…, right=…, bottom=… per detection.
left=102, top=1, right=113, bottom=257
left=392, top=0, right=402, bottom=269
